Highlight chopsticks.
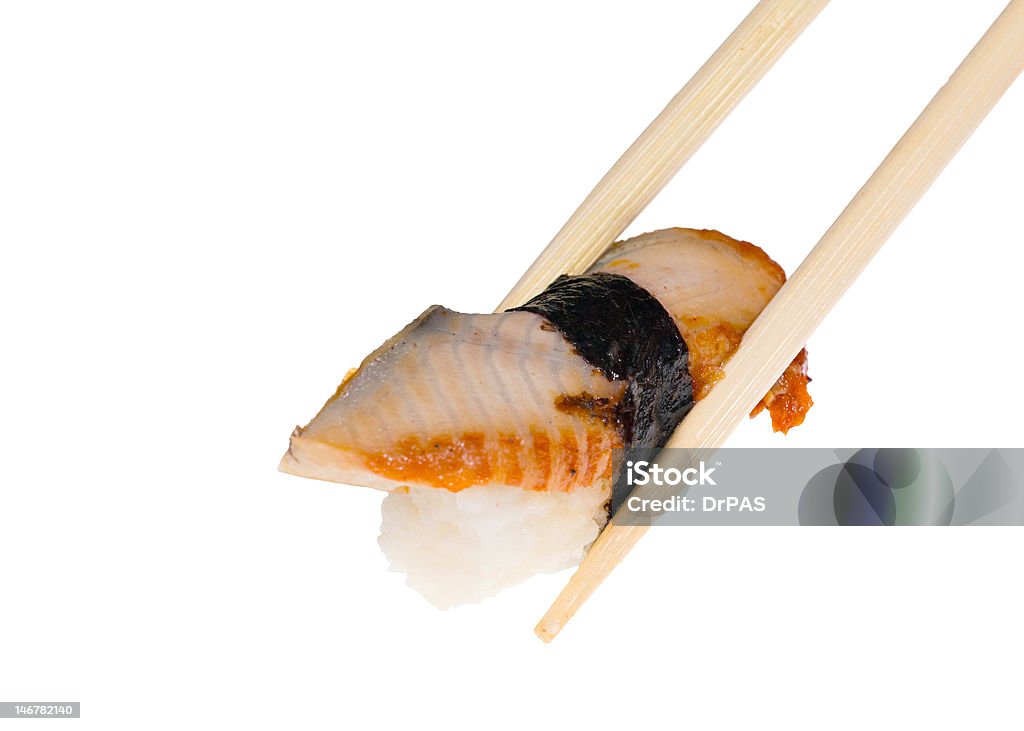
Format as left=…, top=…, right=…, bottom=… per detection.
left=495, top=0, right=830, bottom=312
left=534, top=0, right=1024, bottom=642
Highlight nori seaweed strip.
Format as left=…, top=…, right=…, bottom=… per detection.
left=510, top=272, right=694, bottom=515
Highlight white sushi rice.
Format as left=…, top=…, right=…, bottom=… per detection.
left=378, top=482, right=610, bottom=608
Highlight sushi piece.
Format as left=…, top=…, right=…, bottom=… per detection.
left=280, top=228, right=811, bottom=606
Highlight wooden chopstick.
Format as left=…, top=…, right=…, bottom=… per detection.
left=495, top=0, right=830, bottom=312
left=535, top=0, right=1024, bottom=642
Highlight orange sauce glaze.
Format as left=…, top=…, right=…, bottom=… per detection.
left=750, top=348, right=813, bottom=434
left=679, top=317, right=812, bottom=434
left=362, top=427, right=618, bottom=492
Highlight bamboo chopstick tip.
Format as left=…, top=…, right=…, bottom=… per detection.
left=534, top=619, right=561, bottom=643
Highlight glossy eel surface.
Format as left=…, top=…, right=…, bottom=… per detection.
left=280, top=228, right=812, bottom=496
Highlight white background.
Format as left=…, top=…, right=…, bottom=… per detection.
left=2, top=1, right=1022, bottom=729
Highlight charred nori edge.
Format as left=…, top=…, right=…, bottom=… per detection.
left=510, top=272, right=694, bottom=515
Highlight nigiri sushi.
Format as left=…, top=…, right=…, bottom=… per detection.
left=280, top=228, right=811, bottom=606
